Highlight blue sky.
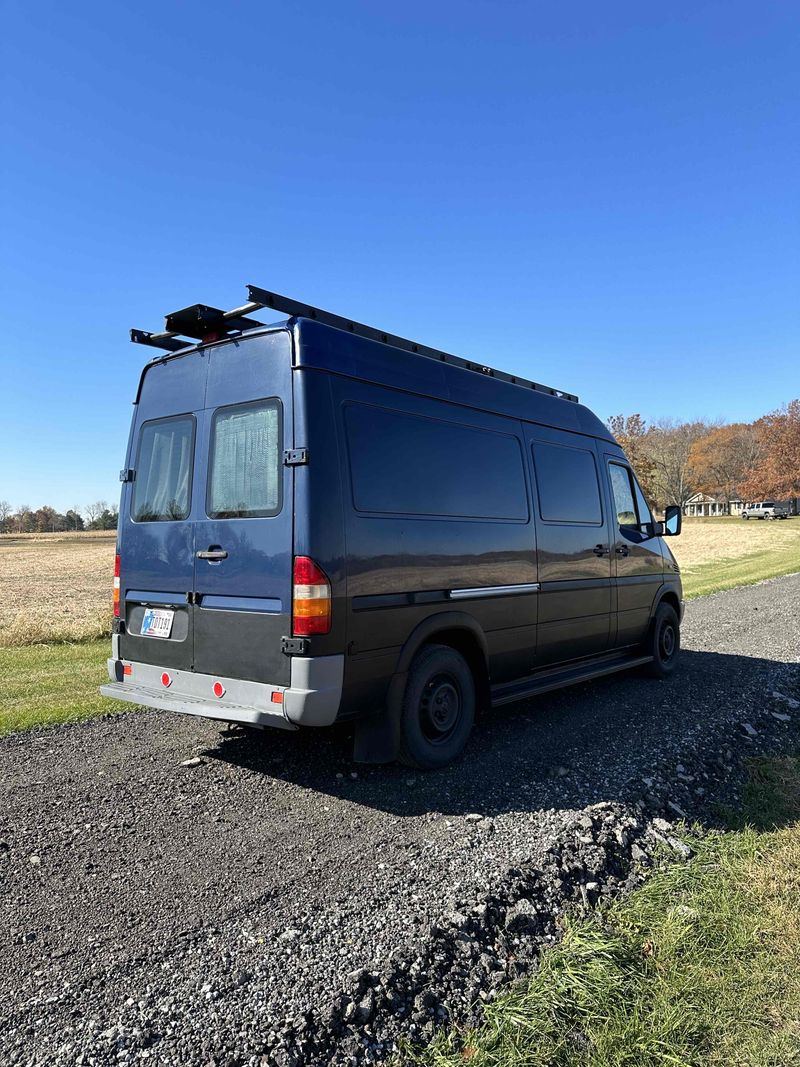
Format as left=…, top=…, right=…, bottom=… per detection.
left=1, top=1, right=798, bottom=511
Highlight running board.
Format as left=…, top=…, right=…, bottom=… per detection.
left=491, top=653, right=653, bottom=707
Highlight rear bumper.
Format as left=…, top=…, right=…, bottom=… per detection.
left=100, top=654, right=344, bottom=730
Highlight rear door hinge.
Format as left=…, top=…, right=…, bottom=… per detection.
left=281, top=636, right=309, bottom=655
left=120, top=468, right=136, bottom=483
left=283, top=448, right=308, bottom=467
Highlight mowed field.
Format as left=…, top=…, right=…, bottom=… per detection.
left=1, top=520, right=799, bottom=650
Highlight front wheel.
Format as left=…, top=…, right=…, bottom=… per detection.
left=398, top=644, right=476, bottom=769
left=742, top=513, right=749, bottom=520
left=643, top=603, right=680, bottom=679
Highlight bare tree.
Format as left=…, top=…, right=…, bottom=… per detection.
left=0, top=500, right=11, bottom=533
left=85, top=500, right=108, bottom=526
left=641, top=419, right=712, bottom=510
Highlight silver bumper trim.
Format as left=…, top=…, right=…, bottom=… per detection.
left=100, top=654, right=345, bottom=730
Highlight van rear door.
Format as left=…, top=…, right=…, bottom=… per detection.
left=192, top=331, right=294, bottom=686
left=118, top=355, right=205, bottom=672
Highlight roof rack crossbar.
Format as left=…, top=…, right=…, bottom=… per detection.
left=131, top=286, right=579, bottom=402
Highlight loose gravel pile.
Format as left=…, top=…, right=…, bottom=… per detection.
left=2, top=574, right=799, bottom=1066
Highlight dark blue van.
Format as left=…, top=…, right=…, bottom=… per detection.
left=101, top=287, right=683, bottom=768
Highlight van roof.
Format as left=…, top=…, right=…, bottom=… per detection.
left=132, top=287, right=614, bottom=442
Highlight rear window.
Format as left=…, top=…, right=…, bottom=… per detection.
left=345, top=403, right=528, bottom=520
left=132, top=415, right=195, bottom=522
left=532, top=441, right=602, bottom=524
left=207, top=400, right=281, bottom=519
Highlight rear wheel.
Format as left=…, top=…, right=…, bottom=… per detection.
left=398, top=644, right=476, bottom=769
left=742, top=513, right=749, bottom=519
left=643, top=603, right=680, bottom=679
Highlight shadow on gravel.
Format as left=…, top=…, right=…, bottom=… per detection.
left=204, top=649, right=800, bottom=823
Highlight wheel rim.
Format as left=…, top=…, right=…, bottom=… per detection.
left=420, top=673, right=462, bottom=743
left=660, top=622, right=676, bottom=661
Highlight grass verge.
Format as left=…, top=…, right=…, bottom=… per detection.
left=681, top=545, right=800, bottom=599
left=405, top=756, right=800, bottom=1067
left=0, top=639, right=115, bottom=737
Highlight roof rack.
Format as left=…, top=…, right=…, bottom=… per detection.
left=131, top=284, right=579, bottom=402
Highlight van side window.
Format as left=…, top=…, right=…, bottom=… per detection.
left=208, top=400, right=281, bottom=519
left=132, top=415, right=194, bottom=522
left=532, top=442, right=602, bottom=524
left=345, top=404, right=528, bottom=520
left=609, top=463, right=640, bottom=527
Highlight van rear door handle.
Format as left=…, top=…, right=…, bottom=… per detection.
left=197, top=548, right=228, bottom=561
left=592, top=544, right=609, bottom=556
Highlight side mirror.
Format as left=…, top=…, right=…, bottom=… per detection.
left=663, top=505, right=682, bottom=536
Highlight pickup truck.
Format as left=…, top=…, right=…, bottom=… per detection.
left=741, top=501, right=789, bottom=520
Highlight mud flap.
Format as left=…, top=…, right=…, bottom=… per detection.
left=352, top=672, right=405, bottom=764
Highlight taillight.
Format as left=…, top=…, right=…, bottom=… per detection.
left=292, top=556, right=331, bottom=636
left=113, top=553, right=121, bottom=618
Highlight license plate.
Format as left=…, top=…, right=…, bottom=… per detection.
left=140, top=608, right=175, bottom=639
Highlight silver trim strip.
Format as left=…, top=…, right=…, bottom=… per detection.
left=449, top=583, right=540, bottom=600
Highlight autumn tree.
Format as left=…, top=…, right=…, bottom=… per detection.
left=641, top=418, right=711, bottom=511
left=740, top=399, right=800, bottom=509
left=688, top=422, right=760, bottom=511
left=607, top=414, right=658, bottom=504
left=0, top=500, right=11, bottom=533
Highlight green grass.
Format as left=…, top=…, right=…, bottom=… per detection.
left=0, top=639, right=115, bottom=736
left=682, top=544, right=800, bottom=599
left=405, top=758, right=800, bottom=1067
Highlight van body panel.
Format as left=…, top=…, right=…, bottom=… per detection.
left=293, top=318, right=612, bottom=443
left=525, top=427, right=613, bottom=665
left=326, top=372, right=538, bottom=687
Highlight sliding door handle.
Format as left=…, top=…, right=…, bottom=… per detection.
left=592, top=544, right=609, bottom=557
left=197, top=548, right=228, bottom=561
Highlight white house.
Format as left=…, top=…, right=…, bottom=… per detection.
left=683, top=492, right=745, bottom=517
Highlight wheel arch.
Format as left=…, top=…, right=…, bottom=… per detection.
left=394, top=612, right=490, bottom=710
left=654, top=587, right=681, bottom=619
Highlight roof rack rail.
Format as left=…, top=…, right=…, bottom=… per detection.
left=131, top=285, right=579, bottom=402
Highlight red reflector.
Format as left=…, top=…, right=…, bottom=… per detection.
left=123, top=664, right=132, bottom=676
left=271, top=691, right=284, bottom=704
left=213, top=681, right=225, bottom=698
left=114, top=553, right=121, bottom=577
left=161, top=672, right=171, bottom=688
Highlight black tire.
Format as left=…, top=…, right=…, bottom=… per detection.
left=742, top=513, right=749, bottom=520
left=643, top=603, right=680, bottom=679
left=397, top=644, right=476, bottom=770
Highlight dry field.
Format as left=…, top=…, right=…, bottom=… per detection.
left=669, top=516, right=800, bottom=568
left=0, top=521, right=798, bottom=648
left=0, top=532, right=116, bottom=647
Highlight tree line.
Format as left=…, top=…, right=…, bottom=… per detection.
left=0, top=500, right=118, bottom=534
left=609, top=399, right=800, bottom=513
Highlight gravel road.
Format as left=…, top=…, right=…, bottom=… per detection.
left=2, top=575, right=799, bottom=1066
